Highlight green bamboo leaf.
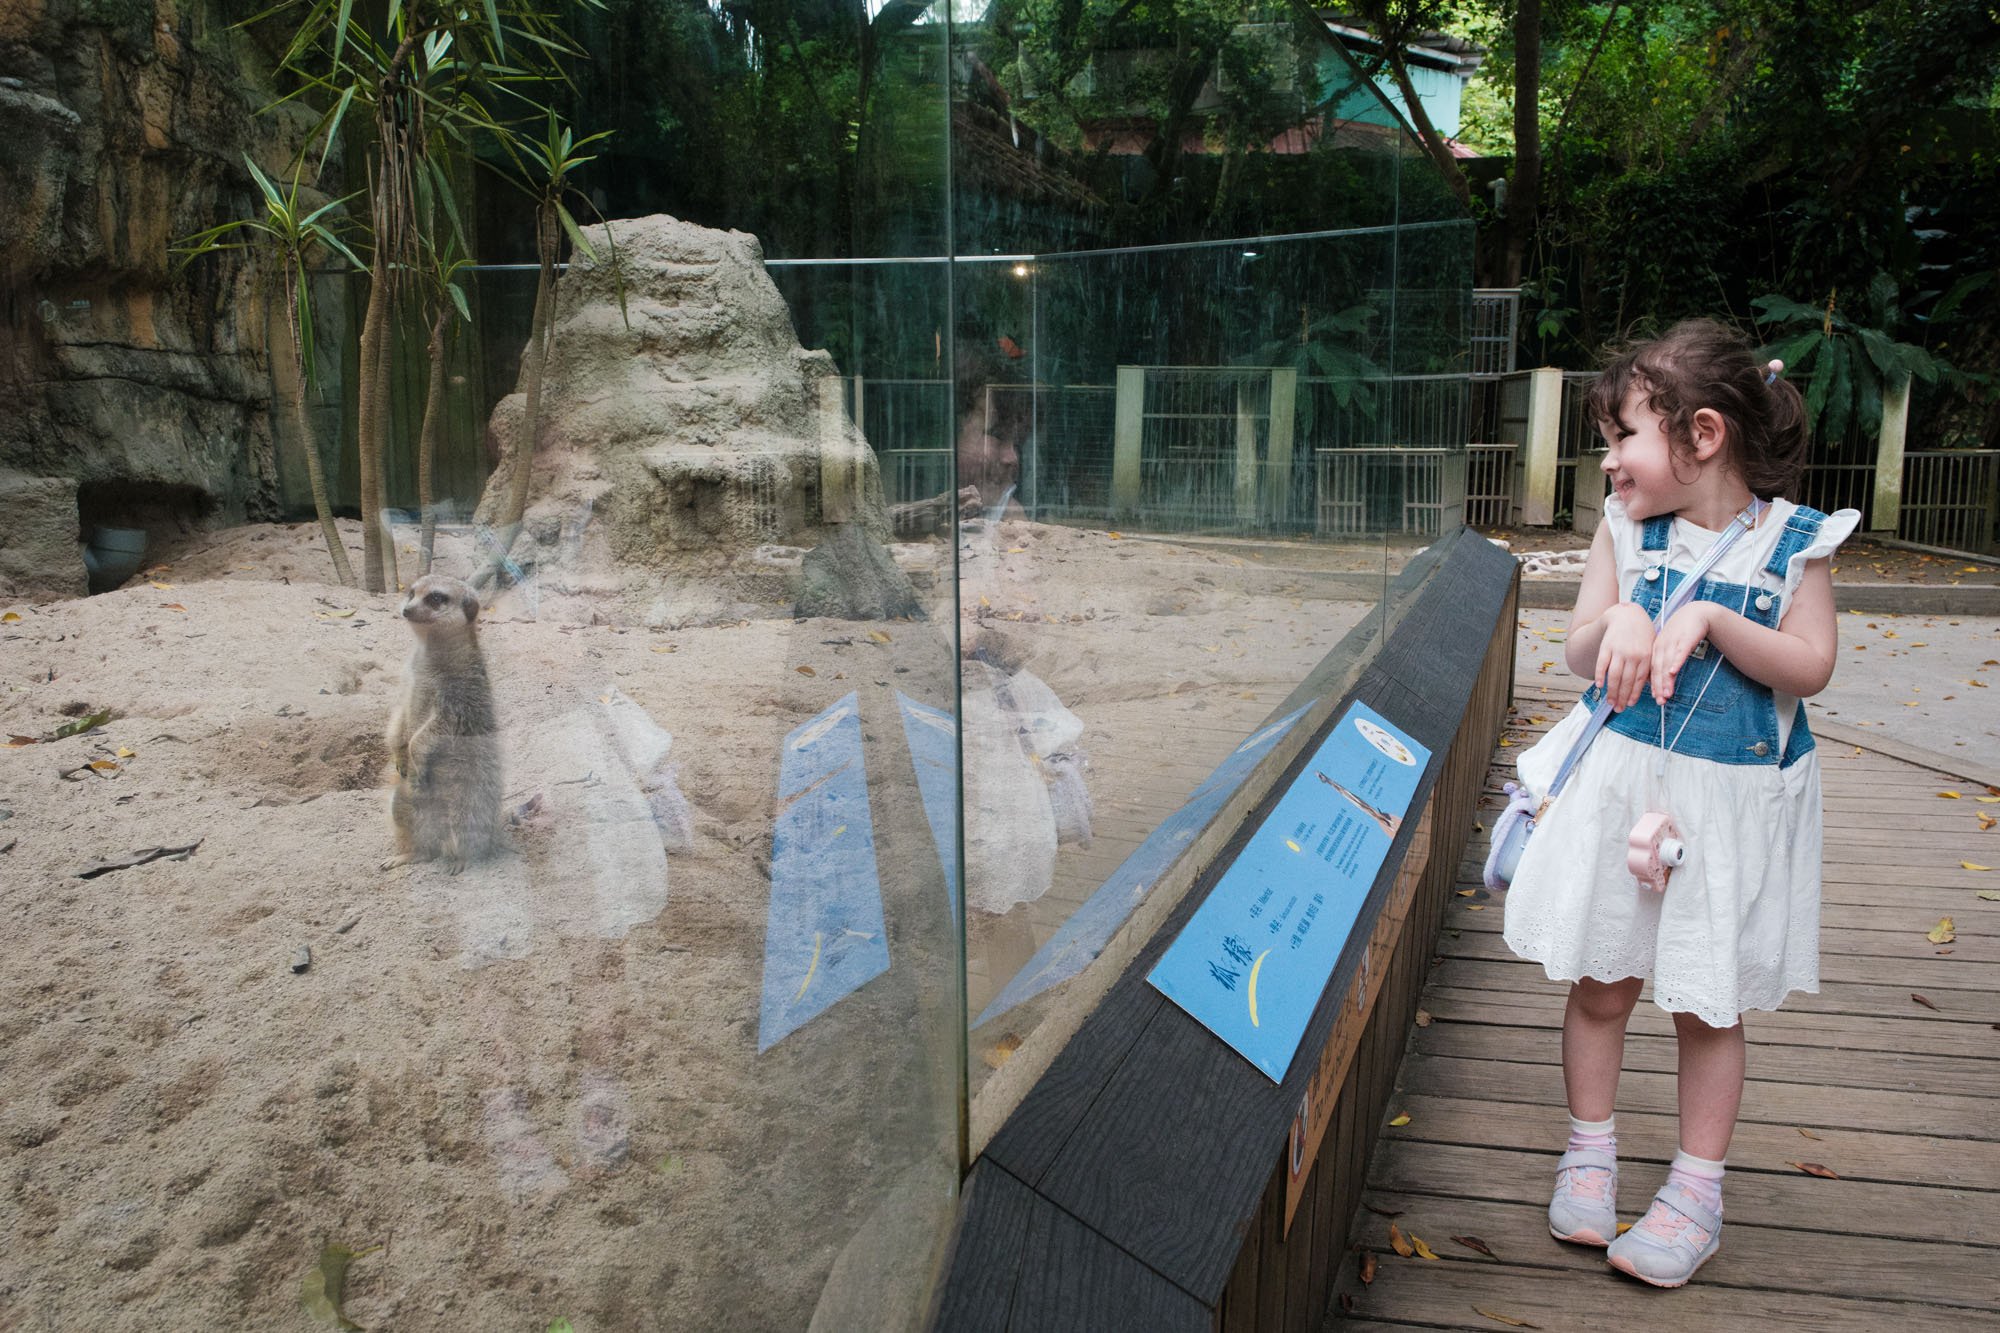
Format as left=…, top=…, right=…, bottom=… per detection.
left=482, top=0, right=504, bottom=54
left=555, top=202, right=594, bottom=262
left=1854, top=327, right=1897, bottom=379
left=1855, top=361, right=1882, bottom=439
left=448, top=281, right=471, bottom=324
left=1750, top=294, right=1824, bottom=327
left=1930, top=271, right=1991, bottom=325
left=317, top=84, right=357, bottom=178
left=330, top=0, right=354, bottom=69
left=1822, top=339, right=1853, bottom=445
left=242, top=152, right=284, bottom=208
left=1760, top=331, right=1821, bottom=374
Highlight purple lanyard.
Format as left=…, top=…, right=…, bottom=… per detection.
left=1545, top=501, right=1766, bottom=801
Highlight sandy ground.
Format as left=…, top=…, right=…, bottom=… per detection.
left=0, top=514, right=1380, bottom=1331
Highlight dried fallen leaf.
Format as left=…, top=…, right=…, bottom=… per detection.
left=1387, top=1112, right=1411, bottom=1127
left=1473, top=1308, right=1542, bottom=1329
left=0, top=611, right=19, bottom=622
left=1361, top=1201, right=1404, bottom=1219
left=1359, top=1250, right=1377, bottom=1285
left=1787, top=1161, right=1839, bottom=1179
left=1976, top=891, right=2000, bottom=902
left=300, top=1241, right=380, bottom=1331
left=6, top=735, right=39, bottom=748
left=1939, top=791, right=1963, bottom=799
left=149, top=580, right=174, bottom=590
left=1414, top=1008, right=1434, bottom=1027
left=795, top=665, right=816, bottom=676
left=1411, top=1234, right=1440, bottom=1260
left=1465, top=903, right=1486, bottom=911
left=867, top=630, right=892, bottom=644
left=981, top=1033, right=1023, bottom=1070
left=1964, top=862, right=1993, bottom=872
left=1978, top=814, right=1996, bottom=830
left=1928, top=917, right=1957, bottom=944
left=161, top=602, right=186, bottom=612
left=1388, top=1223, right=1413, bottom=1257
left=115, top=746, right=135, bottom=758
left=1798, top=1127, right=1823, bottom=1140
left=1616, top=1221, right=1633, bottom=1235
left=1451, top=1234, right=1496, bottom=1258
left=1979, top=797, right=2000, bottom=805
left=1911, top=992, right=1941, bottom=1011
left=87, top=759, right=119, bottom=773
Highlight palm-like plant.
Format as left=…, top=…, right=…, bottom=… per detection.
left=1753, top=274, right=1951, bottom=447
left=247, top=0, right=595, bottom=591
left=177, top=155, right=363, bottom=587
left=480, top=109, right=616, bottom=558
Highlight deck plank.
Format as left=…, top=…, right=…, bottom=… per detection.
left=1326, top=704, right=2000, bottom=1331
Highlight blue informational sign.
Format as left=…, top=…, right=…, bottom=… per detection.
left=895, top=692, right=961, bottom=922
left=1147, top=701, right=1429, bottom=1082
left=972, top=703, right=1313, bottom=1030
left=758, top=693, right=891, bottom=1053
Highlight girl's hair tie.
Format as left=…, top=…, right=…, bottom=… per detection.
left=1764, top=366, right=1780, bottom=386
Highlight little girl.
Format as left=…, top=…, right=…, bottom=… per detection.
left=1501, top=319, right=1859, bottom=1288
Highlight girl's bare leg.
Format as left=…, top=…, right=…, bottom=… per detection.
left=1561, top=976, right=1645, bottom=1119
left=1672, top=1011, right=1746, bottom=1159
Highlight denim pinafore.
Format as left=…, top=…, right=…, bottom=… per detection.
left=1501, top=496, right=1861, bottom=1025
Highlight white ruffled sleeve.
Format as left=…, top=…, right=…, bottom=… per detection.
left=1781, top=507, right=1860, bottom=611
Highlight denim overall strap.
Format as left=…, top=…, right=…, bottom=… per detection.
left=1553, top=502, right=1765, bottom=797
left=1762, top=505, right=1829, bottom=582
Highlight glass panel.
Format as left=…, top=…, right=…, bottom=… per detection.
left=946, top=2, right=1472, bottom=1141
left=13, top=0, right=1467, bottom=1321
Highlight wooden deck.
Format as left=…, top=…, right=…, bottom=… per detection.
left=1330, top=677, right=2000, bottom=1330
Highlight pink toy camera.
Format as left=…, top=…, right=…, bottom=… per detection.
left=1627, top=812, right=1687, bottom=893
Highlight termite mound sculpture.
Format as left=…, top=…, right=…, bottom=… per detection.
left=472, top=214, right=913, bottom=625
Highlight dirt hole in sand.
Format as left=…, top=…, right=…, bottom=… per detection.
left=218, top=716, right=388, bottom=801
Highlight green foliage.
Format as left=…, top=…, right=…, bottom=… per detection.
left=174, top=155, right=364, bottom=389
left=1753, top=275, right=1951, bottom=445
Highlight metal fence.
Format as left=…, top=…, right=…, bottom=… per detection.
left=1465, top=443, right=1517, bottom=527
left=1901, top=451, right=2000, bottom=554
left=842, top=369, right=1532, bottom=538
left=1471, top=289, right=1520, bottom=375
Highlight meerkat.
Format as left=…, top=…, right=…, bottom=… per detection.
left=383, top=574, right=502, bottom=873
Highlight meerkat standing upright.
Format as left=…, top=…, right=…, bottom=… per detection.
left=383, top=574, right=502, bottom=872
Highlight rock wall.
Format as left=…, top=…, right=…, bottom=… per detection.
left=0, top=0, right=321, bottom=597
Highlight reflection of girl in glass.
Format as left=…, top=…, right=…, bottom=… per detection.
left=1316, top=771, right=1401, bottom=838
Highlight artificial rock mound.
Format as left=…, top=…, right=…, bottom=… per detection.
left=473, top=214, right=907, bottom=622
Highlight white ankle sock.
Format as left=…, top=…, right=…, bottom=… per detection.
left=1567, top=1114, right=1616, bottom=1155
left=1667, top=1148, right=1725, bottom=1213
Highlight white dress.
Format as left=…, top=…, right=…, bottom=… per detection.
left=1502, top=496, right=1859, bottom=1025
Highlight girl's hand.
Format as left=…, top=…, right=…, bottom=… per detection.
left=1594, top=602, right=1656, bottom=710
left=1651, top=601, right=1719, bottom=703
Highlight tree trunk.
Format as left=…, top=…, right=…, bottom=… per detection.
left=472, top=203, right=557, bottom=591
left=356, top=275, right=390, bottom=592
left=283, top=272, right=356, bottom=588
left=374, top=313, right=401, bottom=593
left=418, top=307, right=447, bottom=575
left=1504, top=0, right=1543, bottom=288
left=504, top=205, right=559, bottom=529
left=1381, top=47, right=1472, bottom=209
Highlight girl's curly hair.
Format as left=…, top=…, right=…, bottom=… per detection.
left=1586, top=319, right=1809, bottom=497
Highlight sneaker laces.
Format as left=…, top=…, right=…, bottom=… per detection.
left=1559, top=1164, right=1613, bottom=1203
left=1636, top=1198, right=1698, bottom=1243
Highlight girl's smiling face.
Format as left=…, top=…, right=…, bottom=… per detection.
left=1598, top=384, right=1691, bottom=520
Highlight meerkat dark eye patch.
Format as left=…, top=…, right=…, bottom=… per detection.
left=426, top=591, right=449, bottom=607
